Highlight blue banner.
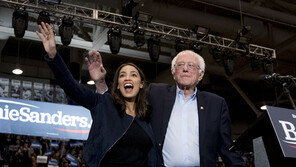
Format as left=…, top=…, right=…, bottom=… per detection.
left=31, top=142, right=41, bottom=148
left=44, top=150, right=52, bottom=156
left=50, top=142, right=59, bottom=148
left=266, top=106, right=296, bottom=158
left=66, top=153, right=76, bottom=162
left=48, top=159, right=59, bottom=166
left=69, top=159, right=79, bottom=167
left=70, top=141, right=84, bottom=148
left=0, top=97, right=92, bottom=140
left=69, top=162, right=78, bottom=167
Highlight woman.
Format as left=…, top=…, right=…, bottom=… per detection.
left=36, top=22, right=160, bottom=167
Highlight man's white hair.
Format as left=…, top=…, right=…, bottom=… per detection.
left=171, top=50, right=205, bottom=73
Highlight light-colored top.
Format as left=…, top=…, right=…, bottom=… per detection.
left=162, top=86, right=200, bottom=167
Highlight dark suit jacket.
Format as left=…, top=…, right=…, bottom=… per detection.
left=147, top=83, right=245, bottom=167
left=45, top=53, right=161, bottom=167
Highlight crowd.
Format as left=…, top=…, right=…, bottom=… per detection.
left=216, top=152, right=254, bottom=167
left=0, top=133, right=87, bottom=167
left=0, top=133, right=255, bottom=167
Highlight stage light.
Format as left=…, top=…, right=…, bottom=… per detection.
left=134, top=11, right=153, bottom=23
left=87, top=80, right=95, bottom=85
left=13, top=39, right=23, bottom=75
left=191, top=43, right=203, bottom=54
left=12, top=9, right=28, bottom=38
left=134, top=29, right=145, bottom=47
left=262, top=58, right=274, bottom=75
left=107, top=27, right=122, bottom=54
left=59, top=17, right=74, bottom=46
left=236, top=26, right=252, bottom=49
left=175, top=39, right=188, bottom=53
left=222, top=51, right=234, bottom=76
left=12, top=68, right=23, bottom=75
left=147, top=35, right=160, bottom=62
left=250, top=56, right=261, bottom=71
left=260, top=105, right=267, bottom=110
left=43, top=0, right=61, bottom=4
left=37, top=11, right=50, bottom=25
left=193, top=25, right=209, bottom=40
left=122, top=0, right=138, bottom=17
left=209, top=47, right=223, bottom=62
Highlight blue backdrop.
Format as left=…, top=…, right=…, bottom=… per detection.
left=0, top=97, right=92, bottom=140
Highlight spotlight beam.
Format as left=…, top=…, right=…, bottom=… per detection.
left=92, top=27, right=108, bottom=50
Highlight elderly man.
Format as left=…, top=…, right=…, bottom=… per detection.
left=87, top=50, right=245, bottom=167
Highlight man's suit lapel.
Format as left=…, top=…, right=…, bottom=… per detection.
left=161, top=85, right=176, bottom=143
left=197, top=90, right=206, bottom=154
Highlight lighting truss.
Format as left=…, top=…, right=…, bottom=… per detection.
left=0, top=0, right=276, bottom=58
left=0, top=0, right=132, bottom=29
left=137, top=21, right=275, bottom=58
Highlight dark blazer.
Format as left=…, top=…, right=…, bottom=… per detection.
left=45, top=53, right=161, bottom=167
left=147, top=83, right=245, bottom=167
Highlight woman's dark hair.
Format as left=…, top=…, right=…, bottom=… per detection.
left=111, top=63, right=150, bottom=121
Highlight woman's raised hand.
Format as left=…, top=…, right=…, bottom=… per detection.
left=85, top=49, right=106, bottom=83
left=36, top=22, right=57, bottom=58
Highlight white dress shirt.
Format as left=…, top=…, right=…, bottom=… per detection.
left=162, top=86, right=200, bottom=167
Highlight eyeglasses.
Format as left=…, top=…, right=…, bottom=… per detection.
left=175, top=62, right=200, bottom=71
